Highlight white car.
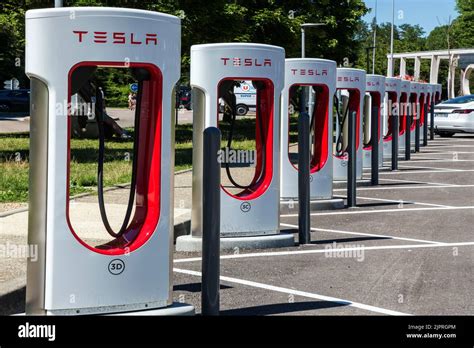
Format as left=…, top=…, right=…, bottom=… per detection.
left=433, top=95, right=474, bottom=137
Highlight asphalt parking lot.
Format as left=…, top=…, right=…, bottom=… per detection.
left=173, top=134, right=474, bottom=316
left=0, top=134, right=472, bottom=316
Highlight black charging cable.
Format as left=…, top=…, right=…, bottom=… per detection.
left=222, top=81, right=266, bottom=190
left=96, top=82, right=141, bottom=238
left=334, top=94, right=350, bottom=156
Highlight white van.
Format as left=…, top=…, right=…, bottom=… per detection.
left=219, top=80, right=256, bottom=116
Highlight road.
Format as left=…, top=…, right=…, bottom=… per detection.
left=0, top=108, right=195, bottom=134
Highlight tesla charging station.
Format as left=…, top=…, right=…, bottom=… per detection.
left=435, top=84, right=442, bottom=103
left=333, top=68, right=365, bottom=181
left=280, top=58, right=337, bottom=202
left=176, top=43, right=293, bottom=252
left=382, top=77, right=401, bottom=161
left=423, top=83, right=433, bottom=144
left=24, top=8, right=193, bottom=315
left=363, top=75, right=385, bottom=168
left=409, top=82, right=420, bottom=150
left=398, top=80, right=411, bottom=154
left=418, top=83, right=427, bottom=145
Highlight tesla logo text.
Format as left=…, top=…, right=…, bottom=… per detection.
left=73, top=31, right=158, bottom=45
left=221, top=58, right=272, bottom=67
left=338, top=76, right=360, bottom=82
left=290, top=69, right=328, bottom=76
left=386, top=82, right=397, bottom=88
left=367, top=81, right=380, bottom=86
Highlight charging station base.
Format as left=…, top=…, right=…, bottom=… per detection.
left=176, top=233, right=295, bottom=252
left=15, top=302, right=195, bottom=316
left=333, top=179, right=372, bottom=189
left=279, top=198, right=345, bottom=214
left=109, top=302, right=195, bottom=316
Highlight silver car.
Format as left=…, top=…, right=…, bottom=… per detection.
left=433, top=95, right=474, bottom=137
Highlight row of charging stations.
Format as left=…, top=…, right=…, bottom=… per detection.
left=25, top=6, right=443, bottom=316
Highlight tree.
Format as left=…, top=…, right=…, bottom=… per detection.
left=0, top=1, right=27, bottom=88
left=354, top=22, right=430, bottom=79
left=452, top=0, right=474, bottom=49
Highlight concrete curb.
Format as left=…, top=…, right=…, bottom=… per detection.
left=333, top=179, right=373, bottom=189
left=279, top=198, right=345, bottom=214
left=175, top=233, right=295, bottom=252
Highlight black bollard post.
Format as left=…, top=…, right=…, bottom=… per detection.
left=391, top=104, right=399, bottom=170
left=415, top=109, right=420, bottom=153
left=347, top=111, right=357, bottom=207
left=430, top=99, right=435, bottom=140
left=201, top=126, right=221, bottom=316
left=298, top=112, right=311, bottom=245
left=371, top=105, right=379, bottom=185
left=405, top=111, right=411, bottom=161
left=423, top=102, right=428, bottom=146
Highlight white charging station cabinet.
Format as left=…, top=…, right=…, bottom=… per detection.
left=409, top=82, right=421, bottom=148
left=333, top=68, right=366, bottom=181
left=185, top=43, right=290, bottom=250
left=382, top=77, right=401, bottom=161
left=280, top=58, right=336, bottom=201
left=418, top=83, right=428, bottom=144
left=25, top=7, right=182, bottom=315
left=398, top=80, right=412, bottom=154
left=363, top=74, right=386, bottom=169
left=435, top=84, right=442, bottom=103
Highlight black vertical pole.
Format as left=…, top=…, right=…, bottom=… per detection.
left=299, top=88, right=306, bottom=115
left=405, top=107, right=411, bottom=160
left=430, top=99, right=435, bottom=140
left=423, top=102, right=428, bottom=146
left=370, top=104, right=379, bottom=185
left=175, top=85, right=179, bottom=126
left=347, top=111, right=357, bottom=207
left=391, top=99, right=399, bottom=170
left=298, top=112, right=311, bottom=245
left=415, top=102, right=420, bottom=152
left=202, top=127, right=221, bottom=316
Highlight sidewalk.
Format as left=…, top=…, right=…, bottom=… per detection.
left=0, top=169, right=193, bottom=313
left=0, top=169, right=193, bottom=241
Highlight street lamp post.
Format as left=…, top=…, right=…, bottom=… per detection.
left=389, top=0, right=395, bottom=77
left=300, top=23, right=326, bottom=113
left=301, top=23, right=326, bottom=58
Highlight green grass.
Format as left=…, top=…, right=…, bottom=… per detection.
left=0, top=118, right=268, bottom=203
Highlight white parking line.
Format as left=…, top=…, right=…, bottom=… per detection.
left=174, top=268, right=411, bottom=316
left=379, top=177, right=457, bottom=187
left=174, top=240, right=474, bottom=264
left=281, top=205, right=474, bottom=217
left=423, top=151, right=474, bottom=154
left=408, top=159, right=474, bottom=163
left=398, top=165, right=466, bottom=172
left=333, top=184, right=474, bottom=192
left=428, top=144, right=474, bottom=148
left=429, top=139, right=474, bottom=143
left=280, top=223, right=445, bottom=245
left=334, top=194, right=453, bottom=208
left=379, top=169, right=474, bottom=175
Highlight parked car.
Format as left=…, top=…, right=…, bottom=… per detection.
left=176, top=85, right=192, bottom=110
left=432, top=94, right=474, bottom=137
left=0, top=89, right=30, bottom=112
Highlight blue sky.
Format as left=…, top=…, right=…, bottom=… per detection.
left=362, top=0, right=459, bottom=36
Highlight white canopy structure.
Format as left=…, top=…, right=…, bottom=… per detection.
left=387, top=48, right=474, bottom=99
